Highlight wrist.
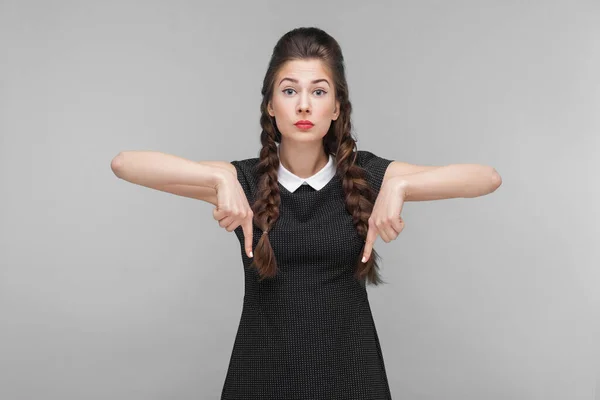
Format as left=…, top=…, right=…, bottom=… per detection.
left=213, top=169, right=234, bottom=191
left=391, top=176, right=409, bottom=200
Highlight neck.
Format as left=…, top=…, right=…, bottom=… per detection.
left=278, top=142, right=328, bottom=179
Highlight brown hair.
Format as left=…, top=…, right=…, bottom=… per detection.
left=251, top=27, right=386, bottom=286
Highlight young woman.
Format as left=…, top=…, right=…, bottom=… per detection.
left=111, top=27, right=501, bottom=400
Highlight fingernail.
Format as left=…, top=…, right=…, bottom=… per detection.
left=249, top=251, right=253, bottom=258
left=361, top=256, right=366, bottom=263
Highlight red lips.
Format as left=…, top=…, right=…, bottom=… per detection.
left=295, top=120, right=314, bottom=126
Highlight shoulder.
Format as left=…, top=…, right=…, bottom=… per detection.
left=228, top=157, right=261, bottom=196
left=230, top=157, right=260, bottom=175
left=354, top=150, right=394, bottom=192
left=354, top=149, right=393, bottom=170
left=355, top=149, right=378, bottom=166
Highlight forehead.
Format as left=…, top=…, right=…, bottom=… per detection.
left=276, top=59, right=332, bottom=82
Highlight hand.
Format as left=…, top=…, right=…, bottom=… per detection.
left=212, top=173, right=254, bottom=258
left=362, top=177, right=407, bottom=263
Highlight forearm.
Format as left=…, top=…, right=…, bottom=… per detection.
left=391, top=164, right=501, bottom=201
left=111, top=151, right=228, bottom=189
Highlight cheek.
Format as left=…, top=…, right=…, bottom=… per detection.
left=272, top=97, right=290, bottom=114
left=318, top=104, right=334, bottom=117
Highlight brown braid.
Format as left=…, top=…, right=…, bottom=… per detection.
left=249, top=27, right=386, bottom=286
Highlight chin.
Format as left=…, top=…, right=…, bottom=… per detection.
left=282, top=133, right=326, bottom=142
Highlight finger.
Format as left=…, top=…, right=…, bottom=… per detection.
left=391, top=217, right=404, bottom=235
left=213, top=207, right=227, bottom=221
left=219, top=215, right=234, bottom=228
left=241, top=217, right=254, bottom=258
left=382, top=226, right=399, bottom=242
left=225, top=220, right=238, bottom=232
left=378, top=223, right=391, bottom=242
left=382, top=217, right=402, bottom=241
left=362, top=226, right=378, bottom=263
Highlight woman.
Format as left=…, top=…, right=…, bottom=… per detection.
left=111, top=27, right=501, bottom=399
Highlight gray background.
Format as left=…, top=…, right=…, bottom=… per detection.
left=1, top=0, right=598, bottom=399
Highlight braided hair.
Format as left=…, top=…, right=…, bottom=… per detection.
left=251, top=27, right=385, bottom=286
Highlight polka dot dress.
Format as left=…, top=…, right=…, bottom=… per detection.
left=221, top=150, right=394, bottom=399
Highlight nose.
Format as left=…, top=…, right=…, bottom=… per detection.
left=296, top=91, right=311, bottom=114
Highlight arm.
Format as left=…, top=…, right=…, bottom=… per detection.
left=110, top=151, right=236, bottom=205
left=388, top=164, right=502, bottom=201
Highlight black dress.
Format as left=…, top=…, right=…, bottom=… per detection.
left=221, top=150, right=394, bottom=400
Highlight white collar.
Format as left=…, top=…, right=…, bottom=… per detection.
left=277, top=147, right=336, bottom=192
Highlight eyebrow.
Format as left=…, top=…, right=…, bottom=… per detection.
left=278, top=77, right=331, bottom=87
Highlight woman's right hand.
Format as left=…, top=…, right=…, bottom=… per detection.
left=212, top=174, right=254, bottom=258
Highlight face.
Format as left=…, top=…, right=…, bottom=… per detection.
left=267, top=59, right=340, bottom=143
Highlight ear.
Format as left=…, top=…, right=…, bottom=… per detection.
left=267, top=101, right=275, bottom=117
left=332, top=99, right=341, bottom=121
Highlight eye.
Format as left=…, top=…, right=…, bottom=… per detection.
left=282, top=88, right=328, bottom=96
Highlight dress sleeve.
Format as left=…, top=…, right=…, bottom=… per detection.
left=229, top=159, right=261, bottom=244
left=229, top=159, right=258, bottom=204
left=355, top=150, right=394, bottom=198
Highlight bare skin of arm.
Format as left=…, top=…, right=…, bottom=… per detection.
left=110, top=151, right=237, bottom=206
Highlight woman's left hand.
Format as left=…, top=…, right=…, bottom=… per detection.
left=362, top=177, right=407, bottom=263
